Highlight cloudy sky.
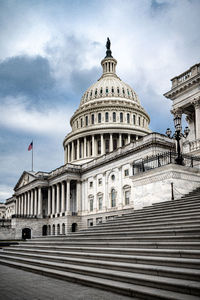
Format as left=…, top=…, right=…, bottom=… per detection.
left=0, top=0, right=200, bottom=202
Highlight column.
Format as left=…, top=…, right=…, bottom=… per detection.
left=101, top=134, right=104, bottom=155
left=128, top=134, right=131, bottom=144
left=15, top=197, right=18, bottom=215
left=92, top=135, right=95, bottom=156
left=61, top=182, right=65, bottom=213
left=38, top=187, right=42, bottom=216
left=119, top=133, right=122, bottom=147
left=194, top=98, right=200, bottom=139
left=21, top=194, right=24, bottom=215
left=48, top=187, right=51, bottom=215
left=76, top=181, right=81, bottom=212
left=56, top=183, right=60, bottom=214
left=27, top=191, right=30, bottom=216
left=66, top=180, right=70, bottom=211
left=84, top=137, right=87, bottom=158
left=72, top=141, right=75, bottom=161
left=52, top=185, right=55, bottom=215
left=30, top=190, right=34, bottom=216
left=34, top=189, right=38, bottom=216
left=64, top=147, right=68, bottom=164
left=77, top=139, right=80, bottom=160
left=93, top=176, right=97, bottom=211
left=136, top=135, right=138, bottom=140
left=24, top=193, right=27, bottom=216
left=110, top=133, right=113, bottom=152
left=68, top=144, right=70, bottom=163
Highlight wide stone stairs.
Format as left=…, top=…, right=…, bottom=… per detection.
left=1, top=188, right=200, bottom=299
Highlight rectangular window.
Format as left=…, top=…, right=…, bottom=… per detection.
left=105, top=112, right=109, bottom=122
left=97, top=140, right=101, bottom=155
left=85, top=116, right=88, bottom=126
left=120, top=112, right=123, bottom=122
left=98, top=197, right=103, bottom=210
left=89, top=181, right=93, bottom=188
left=124, top=169, right=129, bottom=176
left=105, top=139, right=109, bottom=153
left=133, top=115, right=136, bottom=125
left=81, top=118, right=83, bottom=127
left=90, top=199, right=93, bottom=211
left=113, top=112, right=116, bottom=122
left=125, top=191, right=130, bottom=205
left=98, top=113, right=101, bottom=123
left=91, top=114, right=94, bottom=124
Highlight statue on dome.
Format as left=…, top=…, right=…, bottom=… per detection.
left=105, top=37, right=112, bottom=58
left=106, top=38, right=111, bottom=50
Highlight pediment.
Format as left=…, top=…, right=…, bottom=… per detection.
left=15, top=171, right=36, bottom=190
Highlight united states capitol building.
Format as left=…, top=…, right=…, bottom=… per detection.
left=1, top=40, right=200, bottom=239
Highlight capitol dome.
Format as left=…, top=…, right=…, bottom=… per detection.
left=63, top=39, right=151, bottom=164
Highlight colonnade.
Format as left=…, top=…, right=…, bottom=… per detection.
left=65, top=133, right=140, bottom=163
left=15, top=187, right=42, bottom=217
left=15, top=180, right=81, bottom=218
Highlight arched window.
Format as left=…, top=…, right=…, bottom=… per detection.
left=138, top=116, right=141, bottom=126
left=81, top=118, right=83, bottom=127
left=111, top=189, right=116, bottom=207
left=57, top=224, right=60, bottom=235
left=62, top=223, right=65, bottom=235
left=100, top=88, right=103, bottom=95
left=120, top=112, right=123, bottom=122
left=95, top=89, right=97, bottom=97
left=122, top=88, right=125, bottom=95
left=76, top=121, right=78, bottom=128
left=113, top=112, right=116, bottom=122
left=52, top=224, right=55, bottom=235
left=98, top=113, right=101, bottom=123
left=111, top=87, right=114, bottom=94
left=90, top=90, right=93, bottom=98
left=106, top=87, right=109, bottom=95
left=117, top=87, right=120, bottom=95
left=127, top=113, right=130, bottom=123
left=85, top=116, right=88, bottom=126
left=133, top=115, right=136, bottom=125
left=127, top=89, right=130, bottom=96
left=105, top=112, right=109, bottom=122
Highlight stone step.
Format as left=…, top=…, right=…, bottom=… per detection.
left=152, top=196, right=200, bottom=208
left=14, top=241, right=200, bottom=250
left=145, top=200, right=200, bottom=211
left=80, top=223, right=200, bottom=234
left=0, top=255, right=199, bottom=296
left=28, top=234, right=200, bottom=243
left=104, top=210, right=200, bottom=225
left=81, top=219, right=200, bottom=232
left=1, top=251, right=200, bottom=281
left=5, top=246, right=200, bottom=258
left=0, top=259, right=198, bottom=300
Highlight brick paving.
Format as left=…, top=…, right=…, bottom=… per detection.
left=0, top=264, right=134, bottom=300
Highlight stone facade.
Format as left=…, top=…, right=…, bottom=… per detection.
left=1, top=44, right=200, bottom=240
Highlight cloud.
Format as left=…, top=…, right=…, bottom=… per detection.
left=0, top=95, right=72, bottom=137
left=0, top=55, right=55, bottom=98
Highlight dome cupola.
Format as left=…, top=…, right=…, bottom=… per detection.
left=63, top=39, right=151, bottom=165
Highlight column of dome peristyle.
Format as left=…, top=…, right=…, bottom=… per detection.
left=63, top=39, right=151, bottom=165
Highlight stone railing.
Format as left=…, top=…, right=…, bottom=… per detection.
left=171, top=63, right=200, bottom=88
left=189, top=139, right=200, bottom=152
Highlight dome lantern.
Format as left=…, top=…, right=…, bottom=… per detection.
left=101, top=38, right=117, bottom=77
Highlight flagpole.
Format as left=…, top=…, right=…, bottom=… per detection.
left=32, top=141, right=33, bottom=172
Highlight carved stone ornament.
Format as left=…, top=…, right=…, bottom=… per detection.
left=193, top=97, right=200, bottom=108
left=22, top=174, right=29, bottom=186
left=170, top=108, right=183, bottom=116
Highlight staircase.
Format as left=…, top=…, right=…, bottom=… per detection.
left=0, top=189, right=200, bottom=299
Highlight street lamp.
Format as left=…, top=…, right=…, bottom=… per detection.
left=166, top=115, right=190, bottom=165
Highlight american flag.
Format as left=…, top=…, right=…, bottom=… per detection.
left=28, top=141, right=33, bottom=151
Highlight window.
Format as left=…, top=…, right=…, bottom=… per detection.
left=106, top=87, right=108, bottom=95
left=111, top=87, right=114, bottom=94
left=76, top=121, right=78, bottom=128
left=113, top=112, right=116, bottom=122
left=111, top=174, right=115, bottom=181
left=90, top=199, right=93, bottom=211
left=127, top=89, right=130, bottom=96
left=98, top=197, right=103, bottom=210
left=124, top=169, right=129, bottom=176
left=143, top=118, right=145, bottom=127
left=81, top=118, right=83, bottom=127
left=89, top=181, right=93, bottom=188
left=95, top=89, right=97, bottom=97
left=111, top=189, right=116, bottom=207
left=125, top=190, right=130, bottom=205
left=133, top=115, right=136, bottom=125
left=105, top=139, right=109, bottom=153
left=117, top=87, right=120, bottom=95
left=98, top=113, right=101, bottom=123
left=127, top=113, right=130, bottom=123
left=138, top=116, right=141, bottom=126
left=91, top=114, right=94, bottom=124
left=90, top=90, right=93, bottom=98
left=122, top=88, right=125, bottom=95
left=113, top=139, right=117, bottom=150
left=85, top=116, right=88, bottom=126
left=105, top=112, right=109, bottom=122
left=100, top=88, right=103, bottom=96
left=98, top=178, right=102, bottom=185
left=120, top=112, right=123, bottom=122
left=97, top=140, right=101, bottom=155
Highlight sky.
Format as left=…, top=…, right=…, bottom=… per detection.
left=0, top=0, right=200, bottom=202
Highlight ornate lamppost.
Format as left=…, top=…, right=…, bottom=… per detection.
left=166, top=114, right=190, bottom=165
